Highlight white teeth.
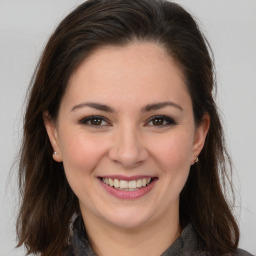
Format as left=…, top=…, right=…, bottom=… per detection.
left=102, top=177, right=152, bottom=189
left=114, top=179, right=119, bottom=188
left=120, top=180, right=128, bottom=189
left=128, top=180, right=137, bottom=189
left=136, top=179, right=142, bottom=188
left=109, top=178, right=114, bottom=187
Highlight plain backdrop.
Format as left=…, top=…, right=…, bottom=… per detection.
left=0, top=1, right=255, bottom=255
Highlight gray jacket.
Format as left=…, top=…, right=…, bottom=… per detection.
left=65, top=216, right=253, bottom=256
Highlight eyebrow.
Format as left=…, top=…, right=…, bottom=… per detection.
left=142, top=101, right=183, bottom=112
left=71, top=101, right=183, bottom=112
left=71, top=102, right=115, bottom=112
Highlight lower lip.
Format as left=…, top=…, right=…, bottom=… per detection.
left=99, top=178, right=157, bottom=199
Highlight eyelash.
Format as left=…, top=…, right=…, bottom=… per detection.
left=146, top=115, right=176, bottom=127
left=79, top=115, right=110, bottom=127
left=79, top=115, right=176, bottom=128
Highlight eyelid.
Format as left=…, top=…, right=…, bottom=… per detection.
left=145, top=115, right=176, bottom=127
left=78, top=115, right=176, bottom=128
left=79, top=115, right=111, bottom=127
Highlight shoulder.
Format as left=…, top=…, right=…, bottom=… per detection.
left=235, top=248, right=254, bottom=256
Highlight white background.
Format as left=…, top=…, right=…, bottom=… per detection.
left=0, top=1, right=255, bottom=255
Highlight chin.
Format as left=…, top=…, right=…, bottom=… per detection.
left=101, top=207, right=153, bottom=229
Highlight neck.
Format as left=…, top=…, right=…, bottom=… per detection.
left=81, top=209, right=181, bottom=256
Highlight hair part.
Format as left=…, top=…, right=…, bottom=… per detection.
left=17, top=0, right=239, bottom=255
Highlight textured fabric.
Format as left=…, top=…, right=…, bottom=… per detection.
left=67, top=216, right=97, bottom=256
left=65, top=215, right=253, bottom=256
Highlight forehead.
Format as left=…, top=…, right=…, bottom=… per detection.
left=70, top=42, right=185, bottom=82
left=63, top=42, right=190, bottom=110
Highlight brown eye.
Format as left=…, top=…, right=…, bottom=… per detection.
left=79, top=116, right=109, bottom=127
left=91, top=117, right=103, bottom=125
left=152, top=117, right=164, bottom=126
left=147, top=115, right=176, bottom=127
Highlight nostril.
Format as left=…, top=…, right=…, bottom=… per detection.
left=109, top=145, right=149, bottom=168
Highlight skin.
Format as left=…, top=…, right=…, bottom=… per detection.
left=45, top=42, right=209, bottom=256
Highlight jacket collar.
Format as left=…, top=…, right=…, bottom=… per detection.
left=67, top=215, right=208, bottom=256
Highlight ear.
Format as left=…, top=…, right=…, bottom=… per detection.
left=43, top=112, right=63, bottom=162
left=191, top=114, right=210, bottom=165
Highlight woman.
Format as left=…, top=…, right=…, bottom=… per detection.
left=16, top=0, right=253, bottom=255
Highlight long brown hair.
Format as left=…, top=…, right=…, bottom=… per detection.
left=17, top=0, right=239, bottom=255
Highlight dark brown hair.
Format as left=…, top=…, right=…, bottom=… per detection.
left=17, top=0, right=239, bottom=255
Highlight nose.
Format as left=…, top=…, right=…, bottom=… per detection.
left=108, top=125, right=149, bottom=169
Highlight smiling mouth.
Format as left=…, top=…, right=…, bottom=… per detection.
left=100, top=177, right=155, bottom=191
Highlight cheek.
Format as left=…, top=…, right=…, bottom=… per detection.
left=58, top=130, right=110, bottom=204
left=149, top=131, right=194, bottom=171
left=153, top=132, right=194, bottom=199
left=58, top=129, right=106, bottom=179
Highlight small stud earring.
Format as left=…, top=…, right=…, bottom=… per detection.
left=194, top=156, right=199, bottom=164
left=53, top=151, right=58, bottom=155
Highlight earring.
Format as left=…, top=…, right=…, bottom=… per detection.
left=53, top=151, right=58, bottom=155
left=194, top=156, right=199, bottom=164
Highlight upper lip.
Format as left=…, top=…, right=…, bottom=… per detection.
left=99, top=175, right=156, bottom=181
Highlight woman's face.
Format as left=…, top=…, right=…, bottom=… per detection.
left=45, top=42, right=209, bottom=229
